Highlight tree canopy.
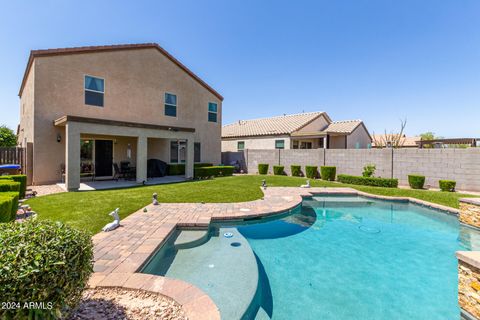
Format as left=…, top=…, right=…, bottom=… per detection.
left=0, top=125, right=17, bottom=147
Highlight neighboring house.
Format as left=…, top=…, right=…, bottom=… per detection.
left=371, top=134, right=421, bottom=148
left=17, top=43, right=223, bottom=190
left=221, top=112, right=371, bottom=151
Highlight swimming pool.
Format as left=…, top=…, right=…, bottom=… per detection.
left=141, top=195, right=480, bottom=319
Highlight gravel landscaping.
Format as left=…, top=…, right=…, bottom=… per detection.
left=67, top=288, right=188, bottom=320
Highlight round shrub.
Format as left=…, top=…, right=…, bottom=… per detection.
left=408, top=174, right=425, bottom=189
left=258, top=164, right=269, bottom=175
left=439, top=180, right=456, bottom=192
left=305, top=166, right=318, bottom=179
left=291, top=165, right=302, bottom=177
left=321, top=166, right=337, bottom=181
left=0, top=220, right=94, bottom=319
left=273, top=165, right=285, bottom=175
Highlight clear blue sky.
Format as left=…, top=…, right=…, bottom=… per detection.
left=1, top=0, right=479, bottom=137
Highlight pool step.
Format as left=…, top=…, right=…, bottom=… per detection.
left=174, top=230, right=209, bottom=249
left=255, top=307, right=271, bottom=320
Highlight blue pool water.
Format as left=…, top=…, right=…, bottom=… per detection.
left=142, top=195, right=480, bottom=319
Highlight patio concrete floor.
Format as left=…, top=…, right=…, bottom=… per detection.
left=57, top=175, right=186, bottom=191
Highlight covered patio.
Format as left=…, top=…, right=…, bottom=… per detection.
left=54, top=115, right=196, bottom=191
left=56, top=175, right=186, bottom=191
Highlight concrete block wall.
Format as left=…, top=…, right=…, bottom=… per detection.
left=245, top=149, right=280, bottom=174
left=393, top=148, right=480, bottom=191
left=229, top=148, right=480, bottom=191
left=325, top=149, right=392, bottom=178
left=280, top=149, right=324, bottom=175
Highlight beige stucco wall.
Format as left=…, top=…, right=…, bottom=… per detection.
left=296, top=114, right=329, bottom=132
left=19, top=48, right=222, bottom=184
left=346, top=124, right=372, bottom=149
left=329, top=135, right=347, bottom=149
left=221, top=135, right=291, bottom=152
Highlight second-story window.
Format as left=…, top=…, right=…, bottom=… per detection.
left=208, top=102, right=218, bottom=122
left=85, top=75, right=104, bottom=107
left=165, top=93, right=177, bottom=117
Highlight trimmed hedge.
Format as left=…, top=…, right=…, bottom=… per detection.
left=0, top=180, right=20, bottom=193
left=0, top=220, right=93, bottom=318
left=439, top=180, right=456, bottom=192
left=258, top=164, right=269, bottom=175
left=338, top=174, right=399, bottom=188
left=167, top=163, right=213, bottom=175
left=305, top=166, right=318, bottom=179
left=195, top=166, right=235, bottom=178
left=273, top=165, right=285, bottom=175
left=291, top=165, right=302, bottom=177
left=320, top=166, right=336, bottom=181
left=408, top=175, right=425, bottom=189
left=0, top=192, right=19, bottom=222
left=0, top=175, right=27, bottom=198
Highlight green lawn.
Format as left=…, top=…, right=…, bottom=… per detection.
left=27, top=175, right=477, bottom=234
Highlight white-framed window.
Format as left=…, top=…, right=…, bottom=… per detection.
left=275, top=139, right=285, bottom=149
left=237, top=141, right=245, bottom=151
left=84, top=75, right=105, bottom=107
left=208, top=102, right=218, bottom=122
left=165, top=93, right=177, bottom=117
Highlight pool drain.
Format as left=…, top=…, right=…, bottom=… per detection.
left=358, top=225, right=381, bottom=234
left=223, top=232, right=234, bottom=238
left=230, top=242, right=241, bottom=247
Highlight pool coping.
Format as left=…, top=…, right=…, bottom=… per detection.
left=89, top=186, right=461, bottom=319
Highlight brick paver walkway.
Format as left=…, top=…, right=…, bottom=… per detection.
left=89, top=187, right=458, bottom=319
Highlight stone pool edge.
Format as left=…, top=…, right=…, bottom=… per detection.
left=89, top=186, right=469, bottom=320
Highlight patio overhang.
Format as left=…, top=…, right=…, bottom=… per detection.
left=290, top=131, right=327, bottom=139
left=55, top=115, right=196, bottom=191
left=53, top=115, right=195, bottom=133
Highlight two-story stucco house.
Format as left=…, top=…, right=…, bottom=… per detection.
left=221, top=112, right=371, bottom=151
left=17, top=43, right=223, bottom=190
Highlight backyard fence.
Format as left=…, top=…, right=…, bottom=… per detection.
left=222, top=148, right=480, bottom=191
left=0, top=147, right=26, bottom=170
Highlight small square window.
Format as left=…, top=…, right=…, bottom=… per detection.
left=165, top=93, right=177, bottom=117
left=84, top=75, right=104, bottom=107
left=208, top=102, right=218, bottom=122
left=237, top=141, right=245, bottom=151
left=275, top=140, right=285, bottom=149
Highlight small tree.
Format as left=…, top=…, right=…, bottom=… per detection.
left=0, top=125, right=17, bottom=147
left=372, top=119, right=407, bottom=148
left=362, top=164, right=376, bottom=177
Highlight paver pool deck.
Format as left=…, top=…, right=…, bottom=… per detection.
left=89, top=186, right=460, bottom=319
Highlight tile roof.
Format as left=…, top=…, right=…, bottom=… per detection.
left=222, top=112, right=327, bottom=138
left=18, top=43, right=223, bottom=100
left=323, top=120, right=362, bottom=134
left=371, top=134, right=420, bottom=147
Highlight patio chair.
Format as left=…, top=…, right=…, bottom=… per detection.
left=60, top=163, right=66, bottom=183
left=113, top=163, right=123, bottom=181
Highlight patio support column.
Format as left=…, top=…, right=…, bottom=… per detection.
left=65, top=122, right=80, bottom=191
left=136, top=135, right=147, bottom=184
left=185, top=138, right=194, bottom=179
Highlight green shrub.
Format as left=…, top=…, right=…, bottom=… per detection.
left=305, top=166, right=318, bottom=179
left=0, top=175, right=27, bottom=199
left=0, top=180, right=20, bottom=193
left=338, top=174, right=398, bottom=188
left=408, top=174, right=425, bottom=189
left=195, top=166, right=235, bottom=178
left=362, top=164, right=376, bottom=178
left=167, top=163, right=213, bottom=175
left=273, top=165, right=285, bottom=175
left=439, top=180, right=456, bottom=192
left=258, top=164, right=269, bottom=175
left=320, top=166, right=336, bottom=181
left=0, top=220, right=93, bottom=319
left=291, top=165, right=302, bottom=177
left=0, top=192, right=19, bottom=222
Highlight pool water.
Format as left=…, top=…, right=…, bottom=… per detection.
left=142, top=195, right=480, bottom=319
